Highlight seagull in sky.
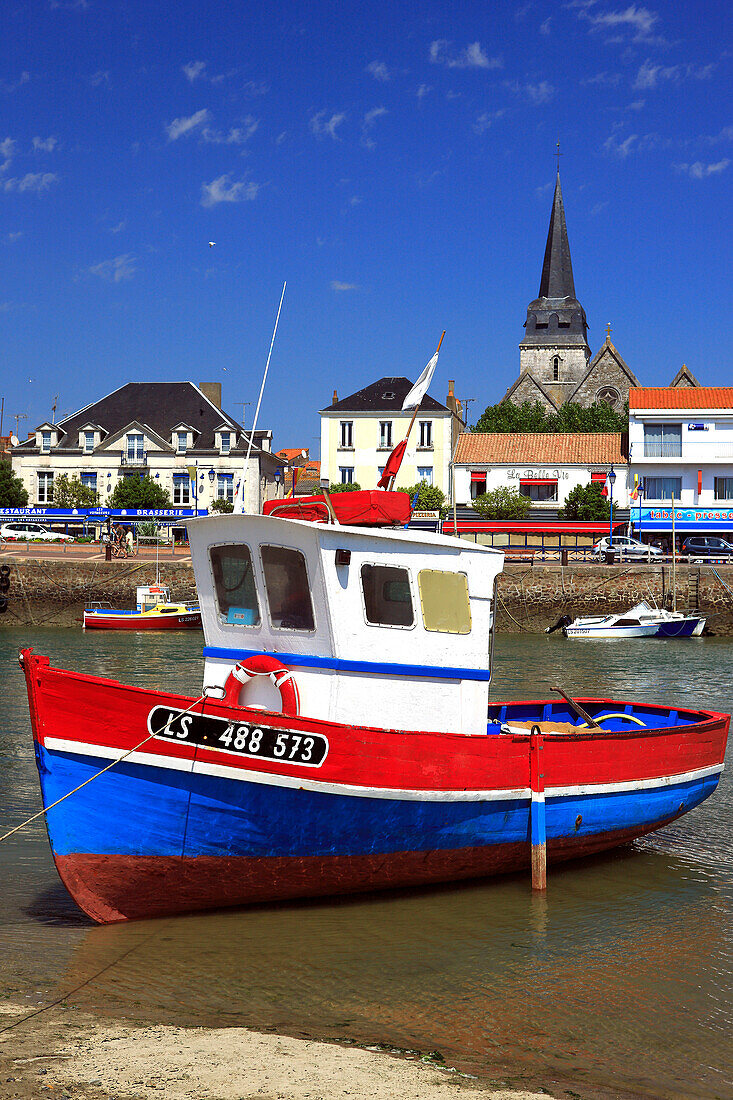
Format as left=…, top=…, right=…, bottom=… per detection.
left=208, top=241, right=216, bottom=247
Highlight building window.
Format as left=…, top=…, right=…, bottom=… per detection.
left=553, top=357, right=560, bottom=381
left=379, top=421, right=392, bottom=449
left=37, top=471, right=54, bottom=503
left=644, top=423, right=682, bottom=458
left=41, top=431, right=51, bottom=453
left=643, top=477, right=682, bottom=500
left=339, top=421, right=353, bottom=448
left=339, top=467, right=354, bottom=484
left=714, top=477, right=733, bottom=500
left=126, top=433, right=144, bottom=462
left=419, top=421, right=433, bottom=448
left=176, top=431, right=187, bottom=454
left=84, top=431, right=94, bottom=454
left=417, top=466, right=433, bottom=485
left=519, top=479, right=558, bottom=502
left=220, top=431, right=231, bottom=454
left=80, top=472, right=97, bottom=493
left=217, top=473, right=234, bottom=502
left=172, top=473, right=191, bottom=505
left=470, top=471, right=487, bottom=499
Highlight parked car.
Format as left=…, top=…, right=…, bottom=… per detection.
left=681, top=536, right=733, bottom=560
left=0, top=521, right=74, bottom=542
left=592, top=535, right=662, bottom=560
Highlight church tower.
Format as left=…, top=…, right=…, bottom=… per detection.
left=516, top=171, right=591, bottom=406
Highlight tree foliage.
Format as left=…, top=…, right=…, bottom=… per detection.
left=0, top=461, right=29, bottom=507
left=210, top=498, right=234, bottom=513
left=397, top=481, right=446, bottom=512
left=471, top=486, right=531, bottom=519
left=329, top=482, right=362, bottom=493
left=557, top=482, right=610, bottom=521
left=109, top=475, right=172, bottom=508
left=472, top=400, right=628, bottom=434
left=52, top=473, right=99, bottom=507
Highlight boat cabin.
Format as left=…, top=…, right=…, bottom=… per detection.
left=187, top=512, right=505, bottom=736
left=136, top=585, right=172, bottom=612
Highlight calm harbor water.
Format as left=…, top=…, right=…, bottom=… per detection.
left=0, top=627, right=731, bottom=1099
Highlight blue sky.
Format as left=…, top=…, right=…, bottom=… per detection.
left=2, top=0, right=731, bottom=453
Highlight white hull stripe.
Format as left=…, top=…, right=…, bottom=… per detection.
left=42, top=737, right=723, bottom=804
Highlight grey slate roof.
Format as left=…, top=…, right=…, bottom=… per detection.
left=322, top=376, right=448, bottom=414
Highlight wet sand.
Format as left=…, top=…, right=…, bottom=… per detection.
left=0, top=1002, right=556, bottom=1100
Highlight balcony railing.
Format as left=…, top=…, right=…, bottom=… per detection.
left=643, top=443, right=682, bottom=458
left=120, top=452, right=148, bottom=466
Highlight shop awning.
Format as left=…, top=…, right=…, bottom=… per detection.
left=519, top=478, right=557, bottom=485
left=470, top=471, right=487, bottom=481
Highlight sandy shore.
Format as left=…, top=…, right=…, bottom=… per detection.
left=0, top=1001, right=557, bottom=1100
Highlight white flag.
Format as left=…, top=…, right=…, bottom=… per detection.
left=401, top=349, right=439, bottom=411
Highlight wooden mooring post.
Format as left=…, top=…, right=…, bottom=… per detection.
left=529, top=725, right=547, bottom=891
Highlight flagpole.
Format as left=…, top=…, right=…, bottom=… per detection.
left=234, top=282, right=287, bottom=515
left=388, top=331, right=445, bottom=491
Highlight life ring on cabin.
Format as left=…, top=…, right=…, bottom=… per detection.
left=223, top=654, right=300, bottom=716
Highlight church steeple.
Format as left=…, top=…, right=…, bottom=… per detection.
left=518, top=167, right=591, bottom=403
left=538, top=171, right=576, bottom=300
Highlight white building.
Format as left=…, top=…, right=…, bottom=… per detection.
left=11, top=382, right=287, bottom=515
left=320, top=377, right=463, bottom=496
left=629, top=387, right=733, bottom=508
left=453, top=432, right=628, bottom=509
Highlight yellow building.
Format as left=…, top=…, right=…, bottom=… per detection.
left=320, top=377, right=463, bottom=495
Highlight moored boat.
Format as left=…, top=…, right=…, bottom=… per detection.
left=21, top=492, right=729, bottom=922
left=83, top=584, right=201, bottom=631
left=563, top=600, right=706, bottom=639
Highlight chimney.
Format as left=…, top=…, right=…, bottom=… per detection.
left=199, top=382, right=222, bottom=409
left=332, top=389, right=338, bottom=404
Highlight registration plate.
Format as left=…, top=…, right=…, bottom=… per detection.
left=147, top=706, right=328, bottom=767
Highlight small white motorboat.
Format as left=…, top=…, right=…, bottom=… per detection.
left=562, top=601, right=706, bottom=639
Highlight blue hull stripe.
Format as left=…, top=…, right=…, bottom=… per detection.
left=203, top=646, right=491, bottom=682
left=37, top=745, right=720, bottom=861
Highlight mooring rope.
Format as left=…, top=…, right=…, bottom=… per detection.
left=0, top=689, right=209, bottom=844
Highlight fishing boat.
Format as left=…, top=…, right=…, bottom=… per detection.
left=83, top=584, right=202, bottom=631
left=562, top=601, right=706, bottom=639
left=21, top=491, right=729, bottom=923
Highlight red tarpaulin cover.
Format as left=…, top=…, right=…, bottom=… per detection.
left=262, top=490, right=411, bottom=526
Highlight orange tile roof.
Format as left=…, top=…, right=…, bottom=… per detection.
left=454, top=432, right=625, bottom=465
left=629, top=387, right=733, bottom=410
left=276, top=447, right=309, bottom=462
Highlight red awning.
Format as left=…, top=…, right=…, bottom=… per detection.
left=591, top=471, right=607, bottom=482
left=470, top=471, right=487, bottom=481
left=519, top=478, right=557, bottom=485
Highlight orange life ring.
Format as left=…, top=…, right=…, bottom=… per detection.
left=223, top=654, right=300, bottom=716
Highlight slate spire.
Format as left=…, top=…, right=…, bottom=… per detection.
left=539, top=170, right=576, bottom=300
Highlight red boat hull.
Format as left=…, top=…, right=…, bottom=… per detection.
left=83, top=611, right=201, bottom=630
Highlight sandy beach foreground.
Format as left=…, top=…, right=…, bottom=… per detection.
left=0, top=1002, right=557, bottom=1100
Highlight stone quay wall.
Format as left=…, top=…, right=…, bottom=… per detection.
left=1, top=557, right=733, bottom=634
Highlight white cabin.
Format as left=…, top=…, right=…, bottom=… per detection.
left=187, top=513, right=504, bottom=736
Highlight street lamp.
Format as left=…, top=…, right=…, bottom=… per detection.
left=608, top=466, right=617, bottom=546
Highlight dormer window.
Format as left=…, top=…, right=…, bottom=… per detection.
left=220, top=431, right=231, bottom=454
left=176, top=431, right=188, bottom=454
left=382, top=392, right=395, bottom=401
left=41, top=431, right=51, bottom=453
left=84, top=431, right=95, bottom=454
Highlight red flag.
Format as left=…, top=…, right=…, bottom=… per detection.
left=600, top=474, right=610, bottom=498
left=377, top=439, right=407, bottom=488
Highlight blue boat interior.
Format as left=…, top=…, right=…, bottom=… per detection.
left=486, top=699, right=706, bottom=734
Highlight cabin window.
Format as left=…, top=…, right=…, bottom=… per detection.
left=361, top=564, right=414, bottom=628
left=418, top=570, right=471, bottom=634
left=261, top=545, right=315, bottom=631
left=210, top=544, right=261, bottom=626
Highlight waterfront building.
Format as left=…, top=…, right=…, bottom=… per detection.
left=320, top=378, right=463, bottom=495
left=10, top=382, right=286, bottom=514
left=629, top=387, right=733, bottom=524
left=453, top=432, right=628, bottom=510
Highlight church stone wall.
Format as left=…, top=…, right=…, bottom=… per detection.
left=573, top=349, right=636, bottom=409
left=519, top=345, right=590, bottom=387
left=508, top=374, right=556, bottom=412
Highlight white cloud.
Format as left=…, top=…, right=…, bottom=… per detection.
left=0, top=137, right=16, bottom=172
left=627, top=99, right=645, bottom=110
left=331, top=281, right=358, bottom=291
left=89, top=254, right=136, bottom=282
left=201, top=173, right=259, bottom=207
left=591, top=201, right=610, bottom=216
left=507, top=80, right=555, bottom=103
left=582, top=71, right=622, bottom=86
left=604, top=130, right=638, bottom=157
left=32, top=136, right=58, bottom=152
left=202, top=117, right=258, bottom=145
left=7, top=231, right=23, bottom=242
left=588, top=5, right=658, bottom=37
left=3, top=172, right=58, bottom=193
left=675, top=159, right=729, bottom=179
left=361, top=107, right=387, bottom=149
left=366, top=61, right=390, bottom=82
left=540, top=17, right=552, bottom=34
left=109, top=221, right=126, bottom=233
left=633, top=58, right=716, bottom=90
left=166, top=108, right=210, bottom=141
left=90, top=70, right=109, bottom=87
left=183, top=60, right=206, bottom=83
left=310, top=111, right=346, bottom=140
left=474, top=109, right=506, bottom=133
left=2, top=72, right=30, bottom=93
left=429, top=40, right=502, bottom=70
left=416, top=84, right=431, bottom=100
